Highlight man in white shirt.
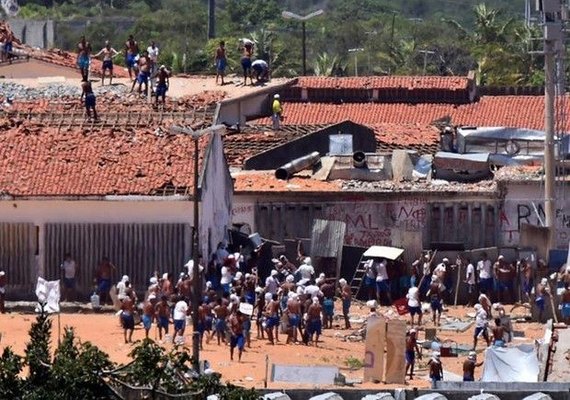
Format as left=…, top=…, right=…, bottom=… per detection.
left=464, top=256, right=476, bottom=306
left=406, top=286, right=422, bottom=326
left=375, top=259, right=392, bottom=305
left=297, top=257, right=314, bottom=284
left=147, top=40, right=159, bottom=84
left=363, top=259, right=376, bottom=301
left=251, top=59, right=269, bottom=82
left=265, top=269, right=279, bottom=294
left=220, top=265, right=233, bottom=295
left=173, top=297, right=189, bottom=343
left=116, top=275, right=130, bottom=301
left=61, top=253, right=77, bottom=301
left=477, top=252, right=493, bottom=297
left=472, top=303, right=490, bottom=350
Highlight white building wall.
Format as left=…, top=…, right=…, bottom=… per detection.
left=501, top=182, right=570, bottom=248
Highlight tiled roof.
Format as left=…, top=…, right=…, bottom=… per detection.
left=0, top=121, right=211, bottom=197
left=294, top=76, right=470, bottom=91
left=254, top=96, right=561, bottom=131
left=223, top=123, right=439, bottom=167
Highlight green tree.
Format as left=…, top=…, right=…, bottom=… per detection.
left=0, top=347, right=24, bottom=399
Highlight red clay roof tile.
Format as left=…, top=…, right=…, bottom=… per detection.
left=294, top=76, right=470, bottom=91
left=233, top=171, right=342, bottom=193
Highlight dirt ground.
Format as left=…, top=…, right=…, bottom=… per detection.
left=0, top=301, right=545, bottom=391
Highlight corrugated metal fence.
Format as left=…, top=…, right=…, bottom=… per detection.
left=44, top=223, right=192, bottom=295
left=0, top=223, right=37, bottom=291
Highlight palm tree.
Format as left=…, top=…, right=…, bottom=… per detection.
left=313, top=52, right=346, bottom=76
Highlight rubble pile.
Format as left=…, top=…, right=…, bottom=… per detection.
left=341, top=178, right=498, bottom=192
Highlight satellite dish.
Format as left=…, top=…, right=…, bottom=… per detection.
left=1, top=0, right=20, bottom=17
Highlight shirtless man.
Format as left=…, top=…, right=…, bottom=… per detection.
left=77, top=36, right=92, bottom=81
left=120, top=292, right=135, bottom=343
left=214, top=40, right=227, bottom=85
left=95, top=256, right=115, bottom=305
left=80, top=79, right=98, bottom=121
left=0, top=271, right=6, bottom=313
left=210, top=298, right=229, bottom=345
left=154, top=65, right=170, bottom=106
left=286, top=293, right=301, bottom=343
left=463, top=351, right=483, bottom=381
left=229, top=310, right=245, bottom=362
left=161, top=273, right=173, bottom=298
left=339, top=278, right=352, bottom=329
left=93, top=41, right=119, bottom=86
left=124, top=35, right=139, bottom=81
left=132, top=50, right=150, bottom=94
left=405, top=329, right=422, bottom=380
left=306, top=297, right=323, bottom=347
left=264, top=293, right=280, bottom=344
left=495, top=256, right=514, bottom=303
left=428, top=352, right=443, bottom=386
left=197, top=300, right=209, bottom=349
left=535, top=278, right=549, bottom=323
left=491, top=318, right=505, bottom=346
left=520, top=258, right=534, bottom=303
left=155, top=295, right=170, bottom=341
left=240, top=40, right=254, bottom=86
left=142, top=297, right=155, bottom=339
left=427, top=276, right=443, bottom=326
left=178, top=275, right=191, bottom=302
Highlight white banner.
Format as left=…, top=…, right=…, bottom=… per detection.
left=35, top=277, right=60, bottom=313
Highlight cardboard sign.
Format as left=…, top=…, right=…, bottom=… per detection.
left=239, top=302, right=253, bottom=316
left=271, top=364, right=338, bottom=384
left=384, top=319, right=407, bottom=384
left=363, top=315, right=386, bottom=382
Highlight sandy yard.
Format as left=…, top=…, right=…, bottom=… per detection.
left=0, top=301, right=545, bottom=391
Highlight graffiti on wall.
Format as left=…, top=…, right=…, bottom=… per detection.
left=500, top=200, right=570, bottom=247
left=322, top=200, right=427, bottom=247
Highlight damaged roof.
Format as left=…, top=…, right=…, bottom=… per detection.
left=293, top=76, right=471, bottom=91
left=0, top=119, right=213, bottom=197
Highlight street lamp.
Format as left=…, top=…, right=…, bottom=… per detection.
left=282, top=9, right=324, bottom=76
left=169, top=123, right=225, bottom=372
left=348, top=48, right=364, bottom=77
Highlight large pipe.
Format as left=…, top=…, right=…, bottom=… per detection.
left=275, top=151, right=320, bottom=180
left=353, top=151, right=367, bottom=168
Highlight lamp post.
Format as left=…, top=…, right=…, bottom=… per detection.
left=282, top=9, right=324, bottom=76
left=418, top=49, right=435, bottom=75
left=348, top=48, right=364, bottom=76
left=169, top=124, right=225, bottom=372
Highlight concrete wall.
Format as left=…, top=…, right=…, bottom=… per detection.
left=0, top=199, right=192, bottom=281
left=199, top=130, right=233, bottom=258
left=500, top=183, right=570, bottom=250
left=9, top=19, right=55, bottom=49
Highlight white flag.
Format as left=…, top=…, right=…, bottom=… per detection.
left=35, top=277, right=60, bottom=313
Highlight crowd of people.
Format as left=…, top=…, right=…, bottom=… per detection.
left=86, top=244, right=352, bottom=363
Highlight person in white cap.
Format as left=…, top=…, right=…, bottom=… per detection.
left=463, top=351, right=483, bottom=381
left=0, top=270, right=6, bottom=313
left=472, top=303, right=490, bottom=350
left=160, top=273, right=173, bottom=298
left=339, top=278, right=352, bottom=329
left=535, top=277, right=550, bottom=323
left=433, top=257, right=453, bottom=305
left=272, top=93, right=283, bottom=130
left=477, top=252, right=493, bottom=298
left=141, top=294, right=156, bottom=339
left=405, top=329, right=422, bottom=380
left=428, top=351, right=443, bottom=386
left=265, top=269, right=279, bottom=295
left=406, top=286, right=422, bottom=326
left=116, top=275, right=130, bottom=302
left=375, top=258, right=392, bottom=306
left=286, top=292, right=302, bottom=343
left=306, top=296, right=323, bottom=346
left=264, top=292, right=280, bottom=345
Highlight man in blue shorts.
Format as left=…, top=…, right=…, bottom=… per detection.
left=77, top=35, right=92, bottom=81
left=154, top=65, right=170, bottom=106
left=405, top=329, right=422, bottom=380
left=155, top=295, right=170, bottom=341
left=81, top=79, right=98, bottom=121
left=339, top=279, right=352, bottom=329
left=142, top=296, right=155, bottom=339
left=427, top=275, right=443, bottom=326
left=214, top=40, right=226, bottom=85
left=173, top=297, right=188, bottom=344
left=306, top=296, right=322, bottom=347
left=93, top=41, right=119, bottom=86
left=229, top=310, right=245, bottom=362
left=120, top=293, right=135, bottom=343
left=124, top=34, right=139, bottom=81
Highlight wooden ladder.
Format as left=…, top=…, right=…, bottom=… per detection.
left=350, top=258, right=368, bottom=299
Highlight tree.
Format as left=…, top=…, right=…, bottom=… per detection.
left=0, top=347, right=23, bottom=399
left=313, top=52, right=346, bottom=76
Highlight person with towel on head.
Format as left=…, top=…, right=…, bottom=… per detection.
left=120, top=287, right=136, bottom=343
left=473, top=303, right=490, bottom=350
left=264, top=292, right=280, bottom=345
left=405, top=329, right=422, bottom=380
left=339, top=278, right=352, bottom=329
left=427, top=275, right=443, bottom=326
left=407, top=285, right=422, bottom=327
left=286, top=291, right=301, bottom=343
left=142, top=294, right=156, bottom=339
left=297, top=257, right=314, bottom=285
left=265, top=269, right=279, bottom=295
left=428, top=351, right=443, bottom=386
left=306, top=296, right=323, bottom=346
left=116, top=275, right=130, bottom=302
left=463, top=351, right=483, bottom=381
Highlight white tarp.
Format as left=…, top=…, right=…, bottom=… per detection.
left=363, top=246, right=404, bottom=260
left=35, top=277, right=60, bottom=313
left=481, top=344, right=539, bottom=382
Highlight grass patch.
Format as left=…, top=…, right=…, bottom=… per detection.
left=345, top=356, right=364, bottom=370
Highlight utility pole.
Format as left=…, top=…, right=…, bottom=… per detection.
left=282, top=9, right=324, bottom=76
left=348, top=48, right=364, bottom=76
left=538, top=0, right=566, bottom=251
left=419, top=49, right=435, bottom=75
left=208, top=0, right=215, bottom=39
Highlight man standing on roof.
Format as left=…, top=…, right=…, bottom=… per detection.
left=154, top=65, right=170, bottom=107
left=147, top=41, right=159, bottom=85
left=124, top=34, right=139, bottom=81
left=81, top=79, right=98, bottom=121
left=93, top=41, right=119, bottom=86
left=77, top=36, right=92, bottom=81
left=272, top=94, right=283, bottom=130
left=240, top=38, right=254, bottom=86
left=214, top=40, right=227, bottom=85
left=131, top=50, right=150, bottom=94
